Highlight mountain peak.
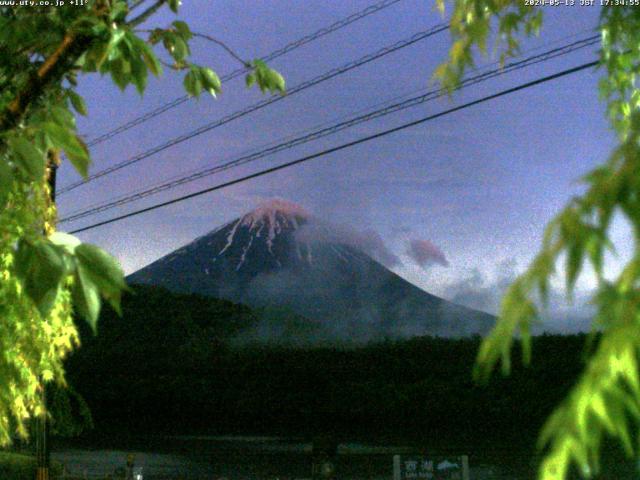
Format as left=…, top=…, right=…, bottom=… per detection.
left=244, top=198, right=309, bottom=219
left=128, top=198, right=495, bottom=338
left=240, top=199, right=309, bottom=230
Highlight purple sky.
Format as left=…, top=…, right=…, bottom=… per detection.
left=56, top=2, right=630, bottom=330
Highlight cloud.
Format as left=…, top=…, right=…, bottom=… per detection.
left=445, top=259, right=516, bottom=314
left=355, top=228, right=402, bottom=267
left=295, top=221, right=401, bottom=268
left=295, top=221, right=451, bottom=272
left=442, top=259, right=595, bottom=334
left=406, top=239, right=449, bottom=268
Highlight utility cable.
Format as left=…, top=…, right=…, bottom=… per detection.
left=58, top=25, right=448, bottom=195
left=62, top=28, right=599, bottom=219
left=68, top=58, right=600, bottom=235
left=85, top=0, right=405, bottom=148
left=60, top=35, right=599, bottom=224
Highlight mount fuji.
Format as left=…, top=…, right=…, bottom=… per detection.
left=127, top=199, right=495, bottom=339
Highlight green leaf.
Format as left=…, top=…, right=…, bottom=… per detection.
left=251, top=61, right=285, bottom=94
left=130, top=55, right=148, bottom=95
left=586, top=231, right=604, bottom=277
left=75, top=243, right=127, bottom=315
left=50, top=105, right=76, bottom=129
left=83, top=40, right=110, bottom=71
left=172, top=20, right=191, bottom=39
left=109, top=28, right=127, bottom=53
left=245, top=72, right=256, bottom=88
left=14, top=240, right=67, bottom=318
left=530, top=10, right=543, bottom=35
left=67, top=90, right=87, bottom=116
left=0, top=156, right=14, bottom=191
left=170, top=35, right=189, bottom=62
left=168, top=0, right=180, bottom=13
left=499, top=12, right=521, bottom=35
left=49, top=232, right=82, bottom=254
left=148, top=28, right=164, bottom=45
left=135, top=37, right=162, bottom=76
left=72, top=265, right=101, bottom=333
left=75, top=244, right=126, bottom=291
left=266, top=69, right=285, bottom=93
left=8, top=136, right=45, bottom=180
left=200, top=67, right=221, bottom=93
left=566, top=243, right=584, bottom=295
left=109, top=57, right=131, bottom=91
left=183, top=69, right=202, bottom=97
left=109, top=0, right=129, bottom=22
left=42, top=122, right=90, bottom=178
left=67, top=71, right=79, bottom=87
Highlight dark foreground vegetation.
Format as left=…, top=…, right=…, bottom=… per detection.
left=62, top=285, right=593, bottom=455
left=0, top=452, right=64, bottom=480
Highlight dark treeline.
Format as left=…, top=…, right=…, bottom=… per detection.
left=65, top=284, right=591, bottom=456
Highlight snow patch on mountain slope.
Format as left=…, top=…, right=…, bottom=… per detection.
left=219, top=219, right=242, bottom=256
left=237, top=235, right=254, bottom=271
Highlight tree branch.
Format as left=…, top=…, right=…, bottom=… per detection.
left=137, top=27, right=250, bottom=68
left=0, top=32, right=90, bottom=133
left=158, top=58, right=185, bottom=70
left=0, top=0, right=171, bottom=133
left=127, top=0, right=166, bottom=28
left=191, top=32, right=250, bottom=68
left=128, top=0, right=147, bottom=11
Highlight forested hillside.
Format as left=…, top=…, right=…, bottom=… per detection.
left=66, top=285, right=589, bottom=454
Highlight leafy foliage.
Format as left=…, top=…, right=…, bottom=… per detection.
left=0, top=0, right=284, bottom=445
left=246, top=59, right=287, bottom=94
left=435, top=2, right=640, bottom=478
left=47, top=382, right=93, bottom=438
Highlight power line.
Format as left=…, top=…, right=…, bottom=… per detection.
left=61, top=36, right=598, bottom=222
left=84, top=0, right=405, bottom=148
left=61, top=84, right=441, bottom=219
left=58, top=24, right=448, bottom=195
left=59, top=36, right=599, bottom=224
left=68, top=58, right=599, bottom=235
left=61, top=29, right=599, bottom=220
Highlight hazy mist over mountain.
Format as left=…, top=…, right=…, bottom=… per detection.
left=128, top=199, right=495, bottom=341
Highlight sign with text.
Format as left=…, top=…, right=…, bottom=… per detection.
left=393, top=455, right=469, bottom=480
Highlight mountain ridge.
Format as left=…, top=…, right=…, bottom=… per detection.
left=128, top=199, right=495, bottom=339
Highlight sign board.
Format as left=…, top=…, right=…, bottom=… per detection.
left=393, top=454, right=469, bottom=480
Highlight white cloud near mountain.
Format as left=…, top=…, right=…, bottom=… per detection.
left=294, top=218, right=449, bottom=272
left=442, top=259, right=595, bottom=333
left=294, top=221, right=402, bottom=268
